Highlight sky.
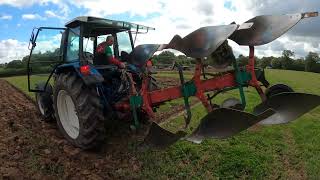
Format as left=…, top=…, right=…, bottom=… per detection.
left=0, top=0, right=319, bottom=63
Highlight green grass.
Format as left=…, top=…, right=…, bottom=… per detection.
left=2, top=69, right=320, bottom=179
left=147, top=69, right=320, bottom=179
left=3, top=75, right=35, bottom=99
left=3, top=75, right=52, bottom=99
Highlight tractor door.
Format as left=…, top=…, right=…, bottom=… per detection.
left=28, top=27, right=66, bottom=92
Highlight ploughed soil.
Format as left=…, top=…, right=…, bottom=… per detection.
left=0, top=77, right=192, bottom=179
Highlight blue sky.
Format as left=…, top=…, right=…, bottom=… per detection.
left=0, top=2, right=155, bottom=42
left=0, top=0, right=319, bottom=63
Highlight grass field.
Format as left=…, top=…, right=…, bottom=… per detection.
left=2, top=69, right=320, bottom=179
left=3, top=75, right=52, bottom=99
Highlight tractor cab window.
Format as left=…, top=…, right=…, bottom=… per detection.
left=117, top=31, right=133, bottom=55
left=83, top=37, right=94, bottom=54
left=66, top=27, right=80, bottom=62
left=83, top=37, right=94, bottom=63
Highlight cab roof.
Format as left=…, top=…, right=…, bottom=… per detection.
left=65, top=16, right=155, bottom=32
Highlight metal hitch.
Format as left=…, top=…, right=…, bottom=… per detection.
left=254, top=92, right=320, bottom=125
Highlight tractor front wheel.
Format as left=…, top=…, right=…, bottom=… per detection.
left=53, top=73, right=106, bottom=149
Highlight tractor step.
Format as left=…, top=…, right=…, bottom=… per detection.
left=254, top=92, right=320, bottom=125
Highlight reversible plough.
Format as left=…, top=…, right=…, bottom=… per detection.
left=125, top=12, right=320, bottom=148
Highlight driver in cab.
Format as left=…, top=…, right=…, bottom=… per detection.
left=96, top=36, right=125, bottom=69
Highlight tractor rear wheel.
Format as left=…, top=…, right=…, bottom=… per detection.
left=265, top=84, right=294, bottom=98
left=35, top=82, right=54, bottom=121
left=53, top=73, right=106, bottom=149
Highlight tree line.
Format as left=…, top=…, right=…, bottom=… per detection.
left=0, top=50, right=59, bottom=77
left=1, top=49, right=319, bottom=77
left=152, top=50, right=320, bottom=73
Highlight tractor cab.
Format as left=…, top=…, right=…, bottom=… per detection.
left=27, top=16, right=155, bottom=92
left=64, top=16, right=154, bottom=66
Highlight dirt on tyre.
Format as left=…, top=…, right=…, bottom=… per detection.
left=53, top=73, right=106, bottom=149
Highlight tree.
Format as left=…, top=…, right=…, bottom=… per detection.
left=153, top=51, right=176, bottom=64
left=237, top=54, right=248, bottom=66
left=291, top=58, right=305, bottom=71
left=281, top=50, right=294, bottom=69
left=271, top=58, right=282, bottom=69
left=22, top=55, right=29, bottom=65
left=259, top=57, right=273, bottom=68
left=5, top=60, right=24, bottom=69
left=176, top=55, right=190, bottom=65
left=305, top=52, right=320, bottom=72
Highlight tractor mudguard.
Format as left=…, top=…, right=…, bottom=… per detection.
left=229, top=12, right=318, bottom=46
left=56, top=62, right=104, bottom=86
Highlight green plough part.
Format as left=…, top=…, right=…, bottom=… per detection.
left=232, top=60, right=252, bottom=108
left=130, top=95, right=143, bottom=129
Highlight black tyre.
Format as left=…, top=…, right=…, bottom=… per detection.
left=53, top=73, right=106, bottom=149
left=265, top=84, right=294, bottom=98
left=35, top=82, right=54, bottom=121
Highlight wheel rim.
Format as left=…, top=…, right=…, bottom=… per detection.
left=57, top=90, right=80, bottom=139
left=37, top=96, right=45, bottom=115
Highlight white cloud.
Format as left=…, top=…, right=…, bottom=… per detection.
left=1, top=0, right=318, bottom=59
left=0, top=15, right=12, bottom=20
left=0, top=0, right=70, bottom=18
left=0, top=33, right=63, bottom=63
left=0, top=0, right=61, bottom=8
left=22, top=13, right=46, bottom=20
left=128, top=0, right=318, bottom=58
left=0, top=39, right=29, bottom=63
left=70, top=0, right=163, bottom=17
left=131, top=0, right=254, bottom=53
left=45, top=10, right=64, bottom=19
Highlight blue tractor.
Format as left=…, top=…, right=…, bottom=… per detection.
left=28, top=17, right=157, bottom=149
